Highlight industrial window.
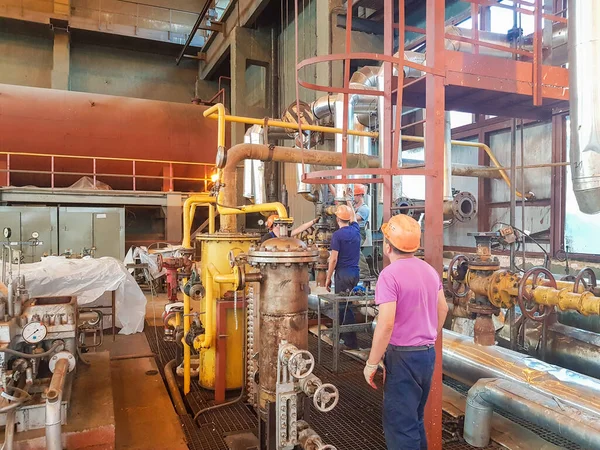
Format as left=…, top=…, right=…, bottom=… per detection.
left=490, top=1, right=535, bottom=36
left=564, top=117, right=600, bottom=255
left=449, top=111, right=474, bottom=128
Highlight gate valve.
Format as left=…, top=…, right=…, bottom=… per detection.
left=313, top=383, right=339, bottom=412
left=286, top=349, right=315, bottom=379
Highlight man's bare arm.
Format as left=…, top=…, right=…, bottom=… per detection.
left=367, top=302, right=396, bottom=364
left=437, top=290, right=449, bottom=333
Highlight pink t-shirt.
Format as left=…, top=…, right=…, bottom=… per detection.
left=375, top=257, right=443, bottom=347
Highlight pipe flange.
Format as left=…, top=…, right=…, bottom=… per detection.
left=49, top=351, right=76, bottom=373
left=468, top=303, right=499, bottom=316
left=451, top=191, right=477, bottom=222
left=487, top=269, right=519, bottom=309
left=216, top=146, right=227, bottom=169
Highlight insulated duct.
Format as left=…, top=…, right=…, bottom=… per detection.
left=464, top=378, right=600, bottom=449
left=443, top=329, right=600, bottom=421
left=242, top=126, right=266, bottom=203
left=443, top=112, right=452, bottom=201
left=568, top=0, right=600, bottom=214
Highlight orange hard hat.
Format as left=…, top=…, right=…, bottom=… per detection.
left=354, top=184, right=366, bottom=196
left=334, top=205, right=353, bottom=221
left=381, top=214, right=421, bottom=253
left=266, top=214, right=279, bottom=229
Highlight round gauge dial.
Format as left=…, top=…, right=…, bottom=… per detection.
left=3, top=227, right=11, bottom=239
left=22, top=322, right=47, bottom=344
left=31, top=232, right=39, bottom=239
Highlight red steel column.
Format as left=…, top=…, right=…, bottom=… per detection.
left=424, top=0, right=445, bottom=448
left=382, top=0, right=394, bottom=225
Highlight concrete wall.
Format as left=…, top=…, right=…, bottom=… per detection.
left=0, top=23, right=216, bottom=103
left=70, top=42, right=206, bottom=103
left=0, top=27, right=52, bottom=88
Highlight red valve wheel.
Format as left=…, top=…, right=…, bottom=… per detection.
left=447, top=255, right=470, bottom=298
left=573, top=267, right=597, bottom=293
left=517, top=267, right=556, bottom=322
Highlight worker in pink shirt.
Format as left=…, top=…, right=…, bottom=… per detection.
left=364, top=214, right=448, bottom=450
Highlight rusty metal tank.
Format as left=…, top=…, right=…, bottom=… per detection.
left=247, top=237, right=318, bottom=416
left=0, top=83, right=227, bottom=191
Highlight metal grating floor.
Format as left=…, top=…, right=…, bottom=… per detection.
left=145, top=324, right=503, bottom=450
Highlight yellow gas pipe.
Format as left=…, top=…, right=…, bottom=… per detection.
left=181, top=194, right=215, bottom=394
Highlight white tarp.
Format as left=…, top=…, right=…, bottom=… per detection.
left=13, top=256, right=146, bottom=334
left=124, top=246, right=166, bottom=280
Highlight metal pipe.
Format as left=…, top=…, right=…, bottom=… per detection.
left=203, top=104, right=378, bottom=138
left=443, top=329, right=600, bottom=417
left=182, top=194, right=215, bottom=248
left=443, top=112, right=452, bottom=201
left=464, top=378, right=600, bottom=449
left=252, top=160, right=266, bottom=204
left=0, top=341, right=62, bottom=359
left=46, top=358, right=69, bottom=450
left=568, top=0, right=600, bottom=214
left=7, top=281, right=13, bottom=318
left=217, top=144, right=380, bottom=231
left=164, top=359, right=187, bottom=416
left=175, top=0, right=211, bottom=65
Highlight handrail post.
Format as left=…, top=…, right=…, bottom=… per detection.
left=132, top=160, right=136, bottom=191
left=169, top=163, right=174, bottom=192
left=51, top=156, right=55, bottom=189
left=6, top=154, right=10, bottom=187
left=93, top=158, right=97, bottom=188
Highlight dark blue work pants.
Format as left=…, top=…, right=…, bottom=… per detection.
left=334, top=267, right=359, bottom=349
left=383, top=346, right=436, bottom=450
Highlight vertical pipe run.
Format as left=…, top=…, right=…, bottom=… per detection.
left=443, top=112, right=453, bottom=201
left=46, top=358, right=69, bottom=450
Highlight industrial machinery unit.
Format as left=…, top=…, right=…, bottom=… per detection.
left=0, top=261, right=78, bottom=449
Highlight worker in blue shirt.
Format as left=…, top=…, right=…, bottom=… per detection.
left=325, top=203, right=361, bottom=349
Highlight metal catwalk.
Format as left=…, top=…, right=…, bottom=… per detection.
left=145, top=324, right=563, bottom=450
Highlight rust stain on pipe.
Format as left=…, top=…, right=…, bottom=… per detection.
left=219, top=143, right=380, bottom=232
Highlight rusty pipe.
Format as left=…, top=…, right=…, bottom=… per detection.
left=165, top=359, right=187, bottom=416
left=46, top=358, right=69, bottom=450
left=218, top=144, right=380, bottom=232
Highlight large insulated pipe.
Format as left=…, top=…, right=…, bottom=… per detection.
left=443, top=113, right=453, bottom=201
left=45, top=358, right=69, bottom=450
left=217, top=144, right=380, bottom=231
left=443, top=329, right=600, bottom=417
left=464, top=378, right=600, bottom=449
left=568, top=0, right=600, bottom=214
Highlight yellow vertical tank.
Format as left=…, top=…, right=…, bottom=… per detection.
left=196, top=233, right=259, bottom=390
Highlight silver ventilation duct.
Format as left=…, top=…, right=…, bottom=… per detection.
left=242, top=125, right=266, bottom=203
left=443, top=112, right=453, bottom=201
left=568, top=0, right=600, bottom=214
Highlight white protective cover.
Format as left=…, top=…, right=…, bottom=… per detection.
left=15, top=256, right=147, bottom=334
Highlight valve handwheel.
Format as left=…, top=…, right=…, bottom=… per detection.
left=447, top=255, right=470, bottom=298
left=517, top=267, right=555, bottom=322
left=313, top=383, right=339, bottom=412
left=573, top=267, right=597, bottom=293
left=287, top=350, right=315, bottom=379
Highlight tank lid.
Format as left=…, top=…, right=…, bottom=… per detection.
left=256, top=237, right=307, bottom=252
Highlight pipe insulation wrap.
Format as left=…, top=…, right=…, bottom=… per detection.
left=568, top=0, right=600, bottom=214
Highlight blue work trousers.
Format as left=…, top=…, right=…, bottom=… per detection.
left=334, top=267, right=359, bottom=349
left=383, top=346, right=436, bottom=450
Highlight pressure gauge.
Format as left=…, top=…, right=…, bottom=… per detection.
left=3, top=227, right=11, bottom=239
left=22, top=322, right=47, bottom=344
left=31, top=231, right=39, bottom=239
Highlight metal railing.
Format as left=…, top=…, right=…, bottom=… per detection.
left=0, top=151, right=215, bottom=192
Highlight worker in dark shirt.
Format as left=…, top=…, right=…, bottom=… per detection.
left=325, top=204, right=361, bottom=349
left=260, top=214, right=320, bottom=243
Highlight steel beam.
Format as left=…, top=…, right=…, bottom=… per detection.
left=424, top=0, right=445, bottom=448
